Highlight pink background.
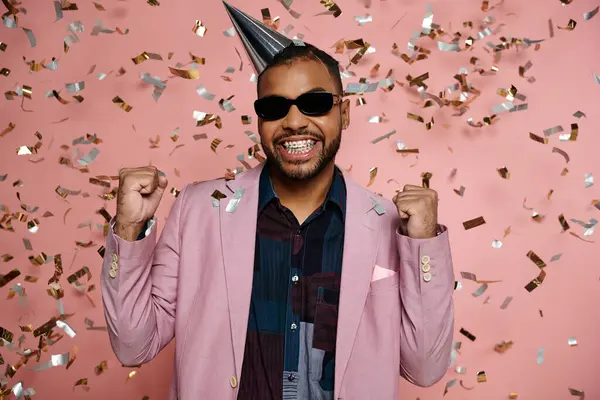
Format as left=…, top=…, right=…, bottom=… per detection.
left=1, top=0, right=600, bottom=398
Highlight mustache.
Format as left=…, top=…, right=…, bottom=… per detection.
left=274, top=129, right=325, bottom=144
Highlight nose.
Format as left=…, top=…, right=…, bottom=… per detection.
left=281, top=104, right=309, bottom=131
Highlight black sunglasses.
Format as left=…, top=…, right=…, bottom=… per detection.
left=254, top=91, right=342, bottom=121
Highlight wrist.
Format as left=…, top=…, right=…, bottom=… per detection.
left=114, top=220, right=145, bottom=242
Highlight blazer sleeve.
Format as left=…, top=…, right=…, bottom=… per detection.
left=101, top=184, right=189, bottom=366
left=396, top=225, right=455, bottom=387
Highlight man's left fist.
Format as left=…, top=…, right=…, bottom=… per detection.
left=392, top=185, right=438, bottom=239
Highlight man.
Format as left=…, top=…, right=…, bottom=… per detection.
left=101, top=3, right=454, bottom=399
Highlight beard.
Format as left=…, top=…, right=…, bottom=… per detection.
left=261, top=129, right=342, bottom=181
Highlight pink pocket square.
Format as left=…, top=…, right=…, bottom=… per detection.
left=371, top=265, right=397, bottom=282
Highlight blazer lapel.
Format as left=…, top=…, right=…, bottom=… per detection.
left=335, top=173, right=383, bottom=400
left=219, top=163, right=265, bottom=381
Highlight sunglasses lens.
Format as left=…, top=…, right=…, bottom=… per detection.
left=254, top=97, right=291, bottom=121
left=297, top=92, right=334, bottom=116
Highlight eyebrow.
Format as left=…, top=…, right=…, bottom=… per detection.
left=305, top=87, right=328, bottom=94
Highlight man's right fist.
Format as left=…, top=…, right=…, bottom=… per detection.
left=115, top=166, right=168, bottom=241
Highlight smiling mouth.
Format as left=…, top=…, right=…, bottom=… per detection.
left=280, top=139, right=318, bottom=154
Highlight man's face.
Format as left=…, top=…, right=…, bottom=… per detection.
left=256, top=59, right=350, bottom=181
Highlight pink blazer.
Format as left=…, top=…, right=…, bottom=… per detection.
left=101, top=163, right=455, bottom=400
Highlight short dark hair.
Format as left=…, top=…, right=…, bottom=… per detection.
left=257, top=42, right=343, bottom=95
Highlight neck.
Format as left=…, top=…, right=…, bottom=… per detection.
left=268, top=162, right=336, bottom=214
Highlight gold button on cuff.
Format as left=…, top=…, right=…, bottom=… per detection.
left=230, top=376, right=238, bottom=388
left=421, top=255, right=430, bottom=264
left=108, top=268, right=117, bottom=279
left=422, top=264, right=431, bottom=273
left=112, top=253, right=118, bottom=263
left=423, top=272, right=432, bottom=282
left=110, top=261, right=118, bottom=270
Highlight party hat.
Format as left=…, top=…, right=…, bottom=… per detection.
left=223, top=1, right=294, bottom=74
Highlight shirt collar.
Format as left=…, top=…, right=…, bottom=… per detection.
left=258, top=165, right=346, bottom=215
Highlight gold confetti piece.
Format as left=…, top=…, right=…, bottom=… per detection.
left=569, top=231, right=595, bottom=243
left=367, top=167, right=377, bottom=187
left=320, top=0, right=342, bottom=17
left=552, top=147, right=570, bottom=163
left=0, top=42, right=6, bottom=51
left=0, top=121, right=15, bottom=137
left=463, top=216, right=486, bottom=230
left=584, top=5, right=599, bottom=21
left=568, top=388, right=585, bottom=397
left=509, top=393, right=518, bottom=399
left=527, top=251, right=546, bottom=269
left=559, top=123, right=578, bottom=141
left=421, top=172, right=432, bottom=188
left=74, top=378, right=89, bottom=390
left=192, top=20, right=207, bottom=36
left=126, top=370, right=138, bottom=382
left=131, top=51, right=162, bottom=64
left=93, top=2, right=105, bottom=11
left=147, top=0, right=160, bottom=5
left=497, top=166, right=510, bottom=179
left=558, top=19, right=577, bottom=30
left=495, top=340, right=514, bottom=353
left=460, top=380, right=474, bottom=390
left=112, top=96, right=132, bottom=112
left=2, top=270, right=23, bottom=288
left=477, top=371, right=487, bottom=383
left=558, top=214, right=570, bottom=231
left=169, top=66, right=200, bottom=80
left=95, top=360, right=108, bottom=375
left=547, top=188, right=554, bottom=199
left=525, top=269, right=547, bottom=292
left=210, top=138, right=223, bottom=153
left=407, top=113, right=424, bottom=123
left=529, top=132, right=547, bottom=144
left=460, top=327, right=476, bottom=341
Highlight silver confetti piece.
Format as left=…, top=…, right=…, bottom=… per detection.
left=543, top=125, right=564, bottom=136
left=492, top=239, right=503, bottom=248
left=550, top=253, right=562, bottom=262
left=196, top=85, right=216, bottom=101
left=368, top=116, right=383, bottom=123
left=245, top=131, right=260, bottom=144
left=584, top=173, right=594, bottom=188
left=354, top=14, right=373, bottom=26
left=456, top=366, right=467, bottom=374
left=31, top=352, right=70, bottom=371
left=371, top=130, right=396, bottom=144
left=500, top=296, right=513, bottom=309
left=536, top=348, right=544, bottom=365
left=593, top=72, right=600, bottom=84
left=77, top=148, right=100, bottom=166
left=65, top=81, right=85, bottom=93
left=345, top=82, right=378, bottom=94
left=584, top=5, right=599, bottom=21
left=437, top=41, right=460, bottom=51
left=22, top=27, right=37, bottom=47
left=573, top=111, right=586, bottom=119
left=223, top=27, right=236, bottom=37
left=472, top=283, right=488, bottom=297
left=226, top=187, right=245, bottom=213
left=56, top=320, right=76, bottom=338
left=568, top=387, right=585, bottom=397
left=568, top=337, right=578, bottom=347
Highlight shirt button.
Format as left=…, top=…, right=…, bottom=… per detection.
left=290, top=323, right=297, bottom=330
left=423, top=272, right=432, bottom=282
left=288, top=373, right=295, bottom=382
left=292, top=275, right=299, bottom=282
left=230, top=375, right=238, bottom=388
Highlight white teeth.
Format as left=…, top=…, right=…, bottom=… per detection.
left=282, top=139, right=316, bottom=154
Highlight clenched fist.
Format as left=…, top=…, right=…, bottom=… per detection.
left=115, top=166, right=168, bottom=241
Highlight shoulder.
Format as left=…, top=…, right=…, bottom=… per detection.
left=180, top=177, right=231, bottom=204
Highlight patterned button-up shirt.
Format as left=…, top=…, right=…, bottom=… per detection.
left=238, top=165, right=346, bottom=400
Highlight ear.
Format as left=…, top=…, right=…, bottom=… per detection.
left=340, top=98, right=350, bottom=130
